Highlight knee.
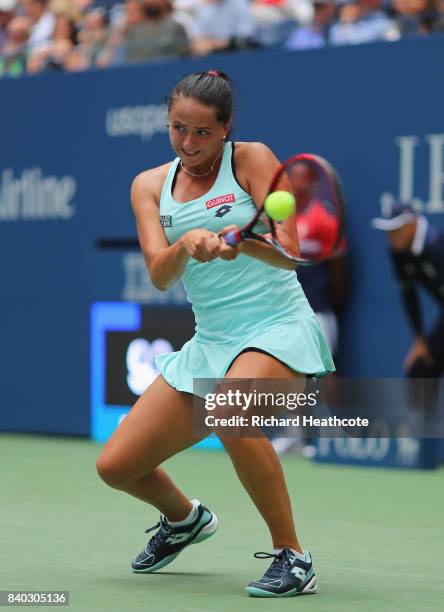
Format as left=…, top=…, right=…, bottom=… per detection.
left=96, top=452, right=159, bottom=491
left=96, top=454, right=131, bottom=490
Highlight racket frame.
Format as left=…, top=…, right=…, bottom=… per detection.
left=223, top=153, right=346, bottom=267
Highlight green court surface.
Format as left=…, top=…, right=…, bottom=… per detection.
left=1, top=434, right=443, bottom=612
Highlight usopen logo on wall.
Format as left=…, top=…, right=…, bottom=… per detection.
left=105, top=104, right=168, bottom=141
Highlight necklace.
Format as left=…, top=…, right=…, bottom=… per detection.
left=180, top=146, right=224, bottom=178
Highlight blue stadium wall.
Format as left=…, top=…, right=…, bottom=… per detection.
left=1, top=36, right=444, bottom=435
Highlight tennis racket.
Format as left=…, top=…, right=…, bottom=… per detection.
left=223, top=153, right=346, bottom=266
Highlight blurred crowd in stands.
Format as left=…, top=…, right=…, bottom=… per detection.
left=1, top=0, right=444, bottom=77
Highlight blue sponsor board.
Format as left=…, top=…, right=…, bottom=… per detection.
left=90, top=300, right=220, bottom=449
left=90, top=301, right=196, bottom=442
left=315, top=437, right=439, bottom=469
left=91, top=302, right=141, bottom=442
left=313, top=378, right=442, bottom=469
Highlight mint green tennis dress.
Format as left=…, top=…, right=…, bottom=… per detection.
left=155, top=142, right=334, bottom=392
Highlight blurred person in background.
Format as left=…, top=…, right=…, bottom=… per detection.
left=172, top=0, right=202, bottom=41
left=433, top=0, right=444, bottom=30
left=76, top=7, right=108, bottom=65
left=52, top=12, right=77, bottom=41
left=27, top=13, right=77, bottom=71
left=21, top=0, right=56, bottom=51
left=68, top=0, right=119, bottom=15
left=26, top=36, right=72, bottom=70
left=251, top=0, right=298, bottom=46
left=285, top=0, right=337, bottom=50
left=99, top=0, right=189, bottom=66
left=0, top=14, right=30, bottom=75
left=372, top=201, right=444, bottom=377
left=329, top=0, right=398, bottom=45
left=0, top=0, right=16, bottom=51
left=192, top=0, right=257, bottom=56
left=285, top=0, right=313, bottom=24
left=391, top=0, right=444, bottom=35
left=251, top=0, right=315, bottom=46
left=63, top=43, right=90, bottom=68
left=49, top=0, right=82, bottom=21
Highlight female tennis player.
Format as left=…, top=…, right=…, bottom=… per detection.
left=96, top=70, right=334, bottom=598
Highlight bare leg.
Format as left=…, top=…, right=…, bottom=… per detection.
left=220, top=352, right=305, bottom=552
left=96, top=375, right=206, bottom=521
left=97, top=355, right=304, bottom=549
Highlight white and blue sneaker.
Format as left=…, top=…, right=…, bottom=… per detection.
left=246, top=548, right=317, bottom=597
left=131, top=500, right=218, bottom=573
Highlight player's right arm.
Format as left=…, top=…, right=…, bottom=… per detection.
left=389, top=250, right=433, bottom=369
left=131, top=167, right=223, bottom=290
left=390, top=250, right=423, bottom=336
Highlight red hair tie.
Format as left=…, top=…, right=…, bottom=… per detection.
left=208, top=70, right=219, bottom=77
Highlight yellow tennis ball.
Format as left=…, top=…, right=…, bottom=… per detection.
left=264, top=191, right=296, bottom=221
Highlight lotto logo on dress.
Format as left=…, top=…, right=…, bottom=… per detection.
left=206, top=194, right=235, bottom=209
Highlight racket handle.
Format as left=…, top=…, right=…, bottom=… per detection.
left=223, top=229, right=242, bottom=247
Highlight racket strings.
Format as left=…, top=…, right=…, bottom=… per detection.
left=226, top=154, right=346, bottom=266
left=280, top=158, right=344, bottom=262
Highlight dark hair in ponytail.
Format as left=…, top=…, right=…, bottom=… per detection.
left=167, top=70, right=233, bottom=125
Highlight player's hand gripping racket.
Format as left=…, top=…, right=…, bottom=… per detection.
left=223, top=154, right=346, bottom=266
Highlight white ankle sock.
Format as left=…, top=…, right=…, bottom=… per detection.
left=274, top=547, right=306, bottom=561
left=167, top=499, right=200, bottom=527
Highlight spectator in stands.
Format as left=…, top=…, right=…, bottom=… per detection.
left=27, top=37, right=72, bottom=70
left=76, top=8, right=109, bottom=65
left=27, top=13, right=77, bottom=71
left=251, top=0, right=316, bottom=46
left=192, top=0, right=256, bottom=55
left=372, top=201, right=444, bottom=377
left=251, top=0, right=304, bottom=27
left=391, top=0, right=443, bottom=35
left=172, top=0, right=202, bottom=41
left=251, top=0, right=297, bottom=46
left=63, top=43, right=90, bottom=68
left=0, top=14, right=30, bottom=75
left=2, top=0, right=444, bottom=77
left=49, top=0, right=82, bottom=21
left=21, top=0, right=55, bottom=51
left=285, top=0, right=314, bottom=25
left=432, top=0, right=444, bottom=31
left=285, top=0, right=336, bottom=50
left=329, top=0, right=397, bottom=45
left=0, top=0, right=16, bottom=52
left=100, top=0, right=189, bottom=65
